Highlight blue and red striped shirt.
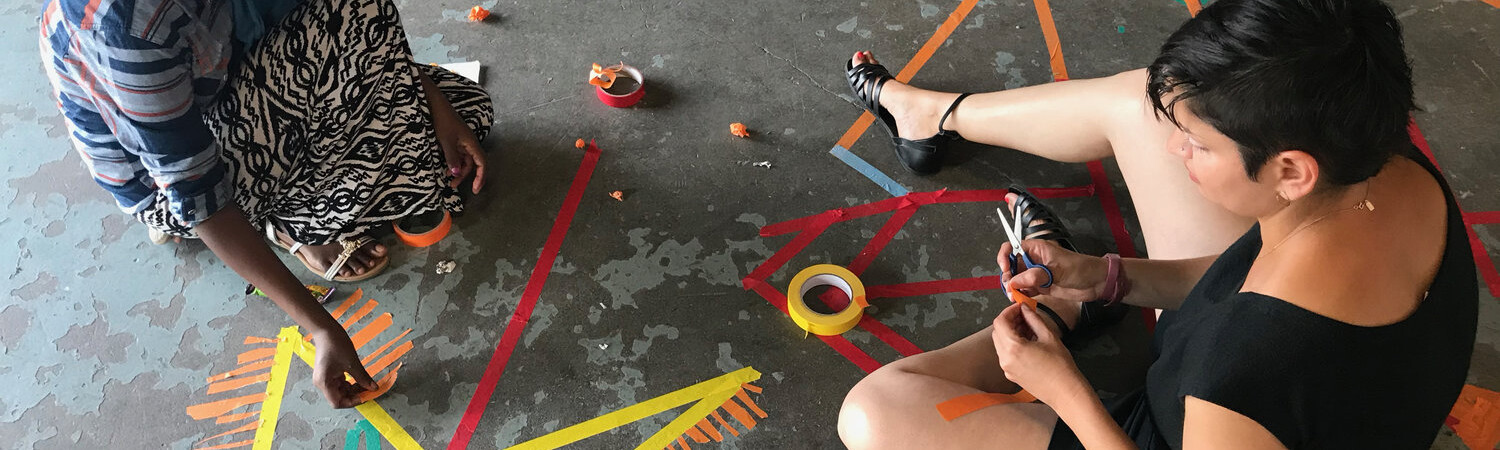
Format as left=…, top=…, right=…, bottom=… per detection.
left=39, top=0, right=234, bottom=226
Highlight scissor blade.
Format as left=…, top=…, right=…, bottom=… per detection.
left=995, top=207, right=1022, bottom=250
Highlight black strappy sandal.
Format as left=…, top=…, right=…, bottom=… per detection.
left=1006, top=186, right=1131, bottom=347
left=844, top=57, right=971, bottom=175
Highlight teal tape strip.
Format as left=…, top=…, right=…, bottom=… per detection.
left=830, top=145, right=909, bottom=197
left=343, top=419, right=381, bottom=450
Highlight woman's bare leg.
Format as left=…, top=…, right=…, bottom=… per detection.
left=857, top=52, right=1252, bottom=260
left=838, top=326, right=1059, bottom=449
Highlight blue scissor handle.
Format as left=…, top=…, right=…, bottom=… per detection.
left=1009, top=253, right=1054, bottom=288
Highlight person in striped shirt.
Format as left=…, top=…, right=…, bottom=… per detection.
left=39, top=0, right=494, bottom=408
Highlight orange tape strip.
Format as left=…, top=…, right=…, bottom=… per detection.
left=354, top=363, right=402, bottom=403
left=197, top=420, right=259, bottom=444
left=196, top=439, right=253, bottom=450
left=1184, top=0, right=1202, bottom=16
left=833, top=0, right=980, bottom=150
left=1481, top=0, right=1499, bottom=8
left=675, top=436, right=690, bottom=450
left=206, top=360, right=272, bottom=383
left=741, top=383, right=763, bottom=394
left=1450, top=384, right=1500, bottom=450
left=343, top=301, right=379, bottom=329
left=206, top=373, right=270, bottom=395
left=235, top=348, right=276, bottom=364
left=215, top=411, right=259, bottom=425
left=696, top=418, right=723, bottom=441
left=361, top=329, right=413, bottom=366
left=367, top=341, right=413, bottom=376
left=685, top=425, right=709, bottom=443
left=394, top=209, right=452, bottom=248
left=329, top=289, right=362, bottom=321
left=722, top=397, right=758, bottom=429
left=241, top=337, right=279, bottom=345
left=710, top=410, right=739, bottom=437
left=348, top=313, right=393, bottom=349
left=936, top=391, right=1038, bottom=421
left=734, top=388, right=768, bottom=419
left=1032, top=0, right=1069, bottom=81
left=186, top=393, right=266, bottom=420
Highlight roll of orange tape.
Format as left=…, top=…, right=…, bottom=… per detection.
left=394, top=210, right=452, bottom=247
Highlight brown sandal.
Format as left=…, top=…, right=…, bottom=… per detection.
left=266, top=223, right=389, bottom=282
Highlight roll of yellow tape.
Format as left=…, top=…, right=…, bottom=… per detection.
left=787, top=264, right=869, bottom=336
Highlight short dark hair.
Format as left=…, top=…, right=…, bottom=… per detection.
left=1147, top=0, right=1414, bottom=186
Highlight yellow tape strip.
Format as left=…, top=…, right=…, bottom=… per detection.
left=634, top=384, right=742, bottom=450
left=787, top=265, right=868, bottom=336
left=508, top=367, right=762, bottom=450
left=287, top=333, right=423, bottom=450
left=250, top=327, right=299, bottom=450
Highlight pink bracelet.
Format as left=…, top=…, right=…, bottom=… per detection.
left=1099, top=253, right=1130, bottom=305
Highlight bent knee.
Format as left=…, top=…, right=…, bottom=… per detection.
left=838, top=366, right=910, bottom=449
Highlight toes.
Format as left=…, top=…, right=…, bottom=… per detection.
left=367, top=243, right=388, bottom=258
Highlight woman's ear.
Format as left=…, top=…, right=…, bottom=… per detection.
left=1265, top=150, right=1320, bottom=201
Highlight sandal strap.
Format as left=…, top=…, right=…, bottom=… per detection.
left=845, top=60, right=895, bottom=114
left=1033, top=302, right=1072, bottom=335
left=322, top=236, right=375, bottom=281
left=1008, top=187, right=1076, bottom=252
left=936, top=93, right=973, bottom=134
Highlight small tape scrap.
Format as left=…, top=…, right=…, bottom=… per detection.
left=394, top=210, right=452, bottom=248
left=936, top=391, right=1038, bottom=421
left=787, top=264, right=869, bottom=336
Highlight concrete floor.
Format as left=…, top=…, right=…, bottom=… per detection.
left=2, top=0, right=1498, bottom=448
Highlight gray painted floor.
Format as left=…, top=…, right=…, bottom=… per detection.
left=2, top=0, right=1497, bottom=448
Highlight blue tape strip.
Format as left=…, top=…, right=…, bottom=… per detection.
left=829, top=145, right=909, bottom=197
left=343, top=419, right=380, bottom=450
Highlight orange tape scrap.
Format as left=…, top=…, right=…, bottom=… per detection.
left=1184, top=0, right=1202, bottom=16
left=937, top=391, right=1039, bottom=421
left=354, top=363, right=402, bottom=403
left=1450, top=384, right=1500, bottom=450
left=742, top=383, right=763, bottom=394
left=833, top=0, right=980, bottom=150
left=197, top=420, right=259, bottom=444
left=215, top=411, right=259, bottom=425
left=236, top=348, right=276, bottom=364
left=241, top=336, right=279, bottom=345
left=675, top=436, right=691, bottom=450
left=195, top=439, right=253, bottom=450
left=206, top=360, right=273, bottom=383
left=206, top=373, right=270, bottom=395
left=348, top=313, right=394, bottom=349
left=186, top=393, right=266, bottom=420
left=722, top=396, right=757, bottom=429
left=710, top=410, right=739, bottom=437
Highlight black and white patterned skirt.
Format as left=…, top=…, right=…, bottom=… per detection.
left=137, top=0, right=493, bottom=245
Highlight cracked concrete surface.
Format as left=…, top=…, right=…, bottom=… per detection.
left=2, top=0, right=1498, bottom=449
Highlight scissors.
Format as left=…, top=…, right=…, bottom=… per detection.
left=996, top=207, right=1054, bottom=289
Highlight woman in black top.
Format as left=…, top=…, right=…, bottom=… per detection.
left=837, top=0, right=1477, bottom=448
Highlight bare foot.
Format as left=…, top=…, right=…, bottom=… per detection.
left=274, top=230, right=388, bottom=278
left=851, top=51, right=963, bottom=141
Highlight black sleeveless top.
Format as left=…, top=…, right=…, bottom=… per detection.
left=1050, top=152, right=1478, bottom=449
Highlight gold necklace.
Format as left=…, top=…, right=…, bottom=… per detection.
left=1262, top=182, right=1375, bottom=257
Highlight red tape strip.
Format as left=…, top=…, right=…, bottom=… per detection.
left=848, top=208, right=918, bottom=275
left=448, top=142, right=602, bottom=449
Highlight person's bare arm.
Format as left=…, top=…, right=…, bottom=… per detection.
left=1001, top=240, right=1218, bottom=311
left=1182, top=396, right=1287, bottom=449
left=195, top=205, right=377, bottom=408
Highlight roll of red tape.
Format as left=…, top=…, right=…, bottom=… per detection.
left=595, top=65, right=645, bottom=108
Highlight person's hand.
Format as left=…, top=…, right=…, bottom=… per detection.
left=436, top=115, right=486, bottom=195
left=992, top=302, right=1087, bottom=404
left=309, top=328, right=378, bottom=409
left=998, top=240, right=1108, bottom=304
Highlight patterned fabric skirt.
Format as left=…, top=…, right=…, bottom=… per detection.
left=136, top=0, right=493, bottom=245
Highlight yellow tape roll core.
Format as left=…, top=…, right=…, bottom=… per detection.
left=787, top=264, right=869, bottom=336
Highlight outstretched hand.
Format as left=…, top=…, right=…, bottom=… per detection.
left=437, top=116, right=486, bottom=195
left=998, top=239, right=1108, bottom=304
left=309, top=329, right=378, bottom=409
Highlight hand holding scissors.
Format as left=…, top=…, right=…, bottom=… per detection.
left=997, top=207, right=1055, bottom=289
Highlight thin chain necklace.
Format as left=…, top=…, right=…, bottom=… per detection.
left=1262, top=182, right=1375, bottom=257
